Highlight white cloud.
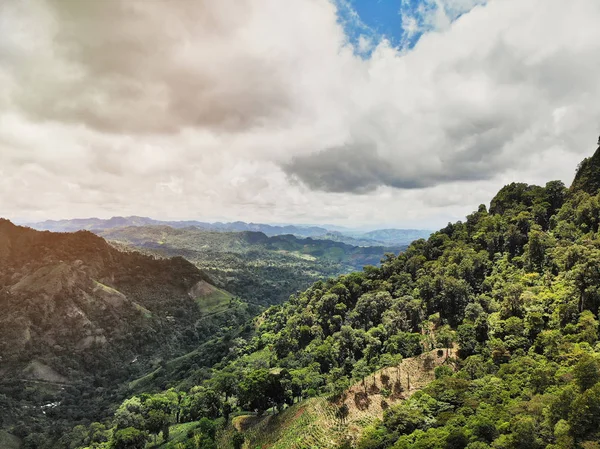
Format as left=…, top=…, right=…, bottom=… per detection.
left=1, top=0, right=600, bottom=228
left=400, top=0, right=488, bottom=37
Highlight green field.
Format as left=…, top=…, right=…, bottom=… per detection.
left=147, top=421, right=201, bottom=448
left=219, top=399, right=340, bottom=449
left=194, top=287, right=235, bottom=315
left=0, top=431, right=22, bottom=449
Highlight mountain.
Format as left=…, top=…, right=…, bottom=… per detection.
left=0, top=221, right=254, bottom=443
left=24, top=216, right=164, bottom=233
left=571, top=141, right=600, bottom=195
left=303, top=230, right=432, bottom=247
left=26, top=217, right=430, bottom=247
left=310, top=231, right=389, bottom=247
left=95, top=226, right=402, bottom=305
left=352, top=228, right=433, bottom=246
left=26, top=217, right=330, bottom=238
left=65, top=141, right=600, bottom=449
left=209, top=222, right=329, bottom=238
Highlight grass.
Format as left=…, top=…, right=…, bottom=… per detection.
left=132, top=301, right=153, bottom=318
left=0, top=431, right=22, bottom=449
left=94, top=280, right=152, bottom=317
left=223, top=399, right=340, bottom=449
left=93, top=280, right=123, bottom=295
left=146, top=421, right=200, bottom=448
left=23, top=360, right=68, bottom=384
left=195, top=287, right=234, bottom=315
left=129, top=333, right=245, bottom=391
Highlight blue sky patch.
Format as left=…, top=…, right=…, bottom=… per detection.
left=335, top=0, right=487, bottom=55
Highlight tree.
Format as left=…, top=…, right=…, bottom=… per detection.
left=573, top=354, right=600, bottom=392
left=143, top=392, right=176, bottom=442
left=434, top=365, right=453, bottom=379
left=456, top=324, right=477, bottom=358
left=238, top=369, right=287, bottom=416
left=114, top=398, right=145, bottom=431
left=184, top=387, right=223, bottom=421
left=232, top=431, right=245, bottom=449
left=145, top=409, right=169, bottom=443
left=352, top=359, right=371, bottom=393
left=569, top=383, right=600, bottom=439
left=436, top=325, right=455, bottom=358
left=110, top=427, right=149, bottom=449
left=525, top=227, right=549, bottom=272
left=197, top=417, right=217, bottom=440
left=211, top=370, right=237, bottom=401
left=382, top=402, right=426, bottom=435
left=508, top=415, right=543, bottom=449
left=446, top=428, right=468, bottom=449
left=576, top=310, right=599, bottom=345
left=335, top=403, right=350, bottom=424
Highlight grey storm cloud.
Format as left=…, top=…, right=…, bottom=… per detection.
left=283, top=133, right=507, bottom=194
left=284, top=144, right=422, bottom=193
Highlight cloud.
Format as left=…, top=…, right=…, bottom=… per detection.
left=399, top=0, right=488, bottom=40
left=1, top=0, right=600, bottom=227
left=284, top=143, right=412, bottom=193
left=283, top=0, right=600, bottom=195
left=283, top=138, right=495, bottom=193
left=3, top=0, right=344, bottom=134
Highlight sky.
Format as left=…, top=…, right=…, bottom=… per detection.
left=1, top=0, right=600, bottom=229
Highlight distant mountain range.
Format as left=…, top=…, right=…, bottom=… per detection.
left=25, top=216, right=432, bottom=247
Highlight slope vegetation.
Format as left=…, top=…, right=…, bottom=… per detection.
left=0, top=221, right=252, bottom=445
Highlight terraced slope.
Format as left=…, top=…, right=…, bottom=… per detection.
left=220, top=347, right=456, bottom=449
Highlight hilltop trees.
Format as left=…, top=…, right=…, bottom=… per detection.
left=110, top=428, right=148, bottom=449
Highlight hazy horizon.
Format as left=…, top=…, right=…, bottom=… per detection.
left=13, top=214, right=434, bottom=233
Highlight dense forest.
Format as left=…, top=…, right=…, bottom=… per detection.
left=10, top=145, right=600, bottom=449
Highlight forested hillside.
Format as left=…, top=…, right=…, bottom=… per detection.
left=0, top=222, right=255, bottom=447
left=96, top=226, right=400, bottom=305
left=62, top=145, right=600, bottom=449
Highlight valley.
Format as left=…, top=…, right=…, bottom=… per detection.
left=0, top=220, right=407, bottom=447
left=96, top=226, right=404, bottom=306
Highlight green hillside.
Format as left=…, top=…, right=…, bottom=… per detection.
left=14, top=144, right=600, bottom=449
left=60, top=145, right=600, bottom=449
left=0, top=223, right=254, bottom=447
